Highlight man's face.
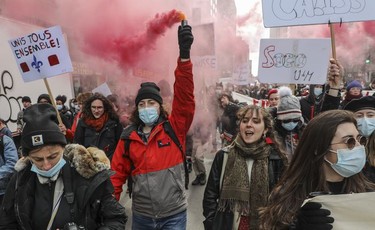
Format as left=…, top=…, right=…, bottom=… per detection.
left=91, top=99, right=105, bottom=118
left=23, top=101, right=31, bottom=108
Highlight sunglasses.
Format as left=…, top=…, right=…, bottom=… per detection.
left=281, top=118, right=300, bottom=123
left=331, top=135, right=367, bottom=150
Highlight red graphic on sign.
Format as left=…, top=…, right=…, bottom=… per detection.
left=20, top=62, right=30, bottom=72
left=48, top=54, right=59, bottom=66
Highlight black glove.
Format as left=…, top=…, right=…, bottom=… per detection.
left=178, top=25, right=194, bottom=59
left=294, top=202, right=334, bottom=230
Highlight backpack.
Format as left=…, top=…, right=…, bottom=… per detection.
left=0, top=134, right=4, bottom=162
left=122, top=120, right=189, bottom=198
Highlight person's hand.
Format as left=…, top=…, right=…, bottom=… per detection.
left=59, top=123, right=67, bottom=135
left=327, top=58, right=343, bottom=88
left=295, top=202, right=334, bottom=230
left=178, top=24, right=194, bottom=59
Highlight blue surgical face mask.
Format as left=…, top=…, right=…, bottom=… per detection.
left=357, top=117, right=375, bottom=137
left=56, top=105, right=63, bottom=111
left=139, top=107, right=159, bottom=126
left=314, top=88, right=323, bottom=96
left=31, top=156, right=66, bottom=178
left=325, top=145, right=366, bottom=178
left=281, top=122, right=298, bottom=131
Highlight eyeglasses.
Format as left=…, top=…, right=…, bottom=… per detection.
left=331, top=135, right=367, bottom=150
left=281, top=118, right=300, bottom=123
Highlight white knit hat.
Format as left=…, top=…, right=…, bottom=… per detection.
left=277, top=86, right=302, bottom=120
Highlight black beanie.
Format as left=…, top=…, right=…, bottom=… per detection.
left=22, top=96, right=31, bottom=103
left=37, top=93, right=52, bottom=104
left=21, top=103, right=67, bottom=156
left=55, top=95, right=67, bottom=104
left=135, top=82, right=163, bottom=105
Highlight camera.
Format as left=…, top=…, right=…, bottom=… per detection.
left=63, top=222, right=85, bottom=230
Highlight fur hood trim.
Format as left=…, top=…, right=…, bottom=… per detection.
left=14, top=144, right=111, bottom=179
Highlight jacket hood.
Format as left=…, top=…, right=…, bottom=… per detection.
left=14, top=144, right=110, bottom=179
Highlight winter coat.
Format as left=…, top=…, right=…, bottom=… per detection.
left=203, top=147, right=285, bottom=230
left=0, top=144, right=126, bottom=230
left=299, top=84, right=341, bottom=123
left=74, top=118, right=123, bottom=160
left=111, top=59, right=195, bottom=219
left=0, top=135, right=18, bottom=195
left=220, top=102, right=240, bottom=140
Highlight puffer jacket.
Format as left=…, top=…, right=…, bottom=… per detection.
left=0, top=144, right=126, bottom=230
left=74, top=118, right=123, bottom=160
left=111, top=59, right=195, bottom=219
left=203, top=147, right=285, bottom=230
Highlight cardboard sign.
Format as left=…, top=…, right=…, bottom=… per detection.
left=262, top=0, right=375, bottom=28
left=8, top=25, right=73, bottom=82
left=232, top=63, right=251, bottom=85
left=307, top=192, right=375, bottom=230
left=192, top=55, right=217, bottom=69
left=92, top=82, right=112, bottom=97
left=258, top=38, right=331, bottom=84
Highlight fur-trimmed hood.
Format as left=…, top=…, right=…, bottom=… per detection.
left=14, top=144, right=111, bottom=179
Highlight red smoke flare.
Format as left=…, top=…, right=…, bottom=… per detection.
left=83, top=9, right=183, bottom=70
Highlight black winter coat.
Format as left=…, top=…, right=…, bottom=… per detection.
left=74, top=119, right=123, bottom=160
left=202, top=147, right=285, bottom=230
left=0, top=153, right=126, bottom=229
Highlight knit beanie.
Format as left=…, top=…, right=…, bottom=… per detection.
left=268, top=89, right=278, bottom=99
left=277, top=86, right=302, bottom=120
left=346, top=80, right=362, bottom=91
left=343, top=96, right=375, bottom=112
left=22, top=96, right=31, bottom=103
left=37, top=93, right=52, bottom=104
left=135, top=82, right=163, bottom=105
left=21, top=103, right=67, bottom=156
left=55, top=95, right=67, bottom=104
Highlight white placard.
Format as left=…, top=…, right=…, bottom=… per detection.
left=258, top=38, right=331, bottom=84
left=232, top=63, right=251, bottom=85
left=232, top=92, right=269, bottom=108
left=8, top=25, right=73, bottom=82
left=307, top=192, right=375, bottom=230
left=262, top=0, right=375, bottom=28
left=92, top=82, right=112, bottom=97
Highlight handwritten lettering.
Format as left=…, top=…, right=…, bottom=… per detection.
left=294, top=70, right=314, bottom=81
left=0, top=71, right=21, bottom=124
left=262, top=45, right=307, bottom=69
left=272, top=0, right=366, bottom=21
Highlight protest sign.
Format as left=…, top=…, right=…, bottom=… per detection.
left=307, top=192, right=375, bottom=230
left=232, top=63, right=251, bottom=85
left=92, top=82, right=112, bottom=97
left=8, top=25, right=73, bottom=82
left=232, top=92, right=268, bottom=108
left=258, top=38, right=331, bottom=84
left=262, top=0, right=375, bottom=28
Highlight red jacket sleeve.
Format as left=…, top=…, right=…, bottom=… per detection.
left=110, top=139, right=131, bottom=200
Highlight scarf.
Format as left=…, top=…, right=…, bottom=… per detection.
left=83, top=113, right=109, bottom=132
left=218, top=135, right=271, bottom=229
left=344, top=93, right=362, bottom=102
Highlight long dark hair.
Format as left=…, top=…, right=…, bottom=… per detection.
left=82, top=93, right=119, bottom=121
left=259, top=110, right=375, bottom=229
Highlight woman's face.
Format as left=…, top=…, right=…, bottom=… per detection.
left=91, top=99, right=105, bottom=118
left=354, top=109, right=375, bottom=119
left=349, top=87, right=361, bottom=96
left=239, top=109, right=267, bottom=144
left=268, top=94, right=280, bottom=107
left=28, top=145, right=64, bottom=171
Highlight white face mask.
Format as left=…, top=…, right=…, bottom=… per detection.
left=139, top=107, right=159, bottom=126
left=357, top=117, right=375, bottom=137
left=314, top=88, right=323, bottom=96
left=325, top=145, right=366, bottom=178
left=56, top=105, right=63, bottom=111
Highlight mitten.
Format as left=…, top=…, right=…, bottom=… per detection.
left=178, top=25, right=194, bottom=59
left=295, top=202, right=334, bottom=230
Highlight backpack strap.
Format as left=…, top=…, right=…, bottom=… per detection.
left=62, top=163, right=76, bottom=223
left=0, top=134, right=4, bottom=162
left=162, top=120, right=189, bottom=190
left=121, top=124, right=137, bottom=198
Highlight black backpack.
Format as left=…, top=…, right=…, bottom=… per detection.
left=0, top=134, right=5, bottom=162
left=122, top=121, right=189, bottom=198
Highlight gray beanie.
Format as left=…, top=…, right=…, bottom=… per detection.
left=277, top=86, right=302, bottom=120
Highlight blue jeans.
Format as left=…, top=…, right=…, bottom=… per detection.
left=132, top=210, right=187, bottom=230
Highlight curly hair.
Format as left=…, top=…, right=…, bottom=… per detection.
left=81, top=93, right=119, bottom=121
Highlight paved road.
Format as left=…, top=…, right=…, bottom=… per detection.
left=120, top=146, right=217, bottom=230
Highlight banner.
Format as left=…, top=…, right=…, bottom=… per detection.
left=8, top=25, right=73, bottom=82
left=232, top=92, right=268, bottom=108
